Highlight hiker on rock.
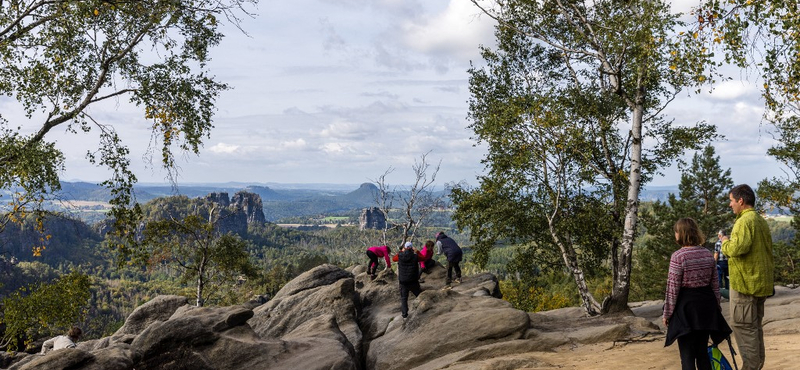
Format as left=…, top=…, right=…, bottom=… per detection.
left=720, top=184, right=774, bottom=370
left=663, top=218, right=732, bottom=370
left=41, top=326, right=82, bottom=354
left=435, top=232, right=462, bottom=285
left=366, top=245, right=391, bottom=280
left=392, top=241, right=425, bottom=318
left=418, top=240, right=435, bottom=283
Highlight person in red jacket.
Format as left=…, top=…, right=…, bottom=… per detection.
left=418, top=240, right=435, bottom=283
left=366, top=245, right=391, bottom=280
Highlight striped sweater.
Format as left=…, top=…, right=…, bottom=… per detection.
left=663, top=246, right=720, bottom=319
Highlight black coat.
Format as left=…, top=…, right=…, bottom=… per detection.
left=397, top=249, right=421, bottom=284
left=437, top=236, right=462, bottom=262
left=665, top=285, right=732, bottom=346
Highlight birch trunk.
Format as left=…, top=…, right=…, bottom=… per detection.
left=604, top=99, right=644, bottom=314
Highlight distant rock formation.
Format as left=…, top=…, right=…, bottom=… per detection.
left=231, top=191, right=266, bottom=224
left=202, top=191, right=266, bottom=235
left=204, top=192, right=231, bottom=208
left=359, top=207, right=386, bottom=230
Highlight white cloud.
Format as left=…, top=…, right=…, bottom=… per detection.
left=401, top=0, right=496, bottom=60
left=321, top=142, right=358, bottom=154
left=318, top=120, right=373, bottom=140
left=708, top=80, right=757, bottom=100
left=208, top=143, right=240, bottom=154
left=281, top=138, right=308, bottom=149
left=669, top=0, right=699, bottom=14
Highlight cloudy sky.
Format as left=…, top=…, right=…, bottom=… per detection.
left=32, top=0, right=785, bottom=188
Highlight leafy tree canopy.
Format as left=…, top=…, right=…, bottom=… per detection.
left=0, top=270, right=90, bottom=351
left=457, top=0, right=718, bottom=314
left=0, top=0, right=256, bottom=260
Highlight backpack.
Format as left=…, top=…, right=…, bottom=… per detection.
left=708, top=338, right=738, bottom=370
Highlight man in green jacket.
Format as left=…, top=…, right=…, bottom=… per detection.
left=720, top=184, right=774, bottom=370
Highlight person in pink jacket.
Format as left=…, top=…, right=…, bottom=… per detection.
left=418, top=240, right=435, bottom=282
left=366, top=245, right=392, bottom=280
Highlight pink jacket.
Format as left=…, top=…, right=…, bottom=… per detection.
left=418, top=245, right=433, bottom=269
left=367, top=245, right=391, bottom=268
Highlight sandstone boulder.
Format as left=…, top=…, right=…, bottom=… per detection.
left=365, top=288, right=530, bottom=370
left=249, top=264, right=361, bottom=359
left=115, top=295, right=189, bottom=336
left=130, top=304, right=356, bottom=370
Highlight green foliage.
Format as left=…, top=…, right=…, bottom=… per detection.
left=696, top=1, right=800, bottom=252
left=457, top=0, right=718, bottom=314
left=499, top=278, right=572, bottom=313
left=632, top=146, right=733, bottom=301
left=0, top=0, right=257, bottom=262
left=143, top=214, right=258, bottom=307
left=1, top=271, right=90, bottom=351
left=771, top=214, right=800, bottom=286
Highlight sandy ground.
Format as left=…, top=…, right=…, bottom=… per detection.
left=518, top=333, right=800, bottom=369
left=483, top=286, right=800, bottom=370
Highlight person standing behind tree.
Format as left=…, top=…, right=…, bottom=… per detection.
left=435, top=232, right=463, bottom=285
left=41, top=326, right=82, bottom=354
left=720, top=184, right=774, bottom=370
left=714, top=230, right=730, bottom=290
left=663, top=218, right=731, bottom=370
left=366, top=245, right=391, bottom=280
left=392, top=241, right=425, bottom=318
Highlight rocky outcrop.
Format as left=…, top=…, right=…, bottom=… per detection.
left=8, top=301, right=356, bottom=370
left=359, top=207, right=386, bottom=230
left=17, top=261, right=766, bottom=370
left=203, top=191, right=266, bottom=235
left=231, top=191, right=266, bottom=224
left=249, top=265, right=362, bottom=360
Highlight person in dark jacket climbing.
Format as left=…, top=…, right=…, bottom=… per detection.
left=392, top=241, right=425, bottom=318
left=435, top=232, right=463, bottom=285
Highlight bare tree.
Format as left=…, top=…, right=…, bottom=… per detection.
left=372, top=152, right=444, bottom=249
left=372, top=167, right=397, bottom=247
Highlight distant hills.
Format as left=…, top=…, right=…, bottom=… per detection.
left=49, top=181, right=383, bottom=222
left=42, top=181, right=679, bottom=222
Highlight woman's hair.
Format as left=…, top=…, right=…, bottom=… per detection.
left=674, top=218, right=705, bottom=247
left=385, top=246, right=391, bottom=254
left=425, top=240, right=434, bottom=250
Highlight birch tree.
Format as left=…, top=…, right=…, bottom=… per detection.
left=455, top=0, right=716, bottom=314
left=142, top=207, right=257, bottom=307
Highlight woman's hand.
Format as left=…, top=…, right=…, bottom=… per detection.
left=662, top=317, right=668, bottom=327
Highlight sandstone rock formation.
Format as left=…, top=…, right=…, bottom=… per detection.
left=204, top=191, right=266, bottom=235
left=9, top=262, right=800, bottom=370
left=359, top=207, right=386, bottom=230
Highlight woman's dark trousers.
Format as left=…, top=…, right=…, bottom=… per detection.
left=366, top=250, right=379, bottom=276
left=677, top=330, right=711, bottom=370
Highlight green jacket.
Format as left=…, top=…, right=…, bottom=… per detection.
left=721, top=208, right=774, bottom=297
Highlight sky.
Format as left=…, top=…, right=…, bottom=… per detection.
left=10, top=0, right=787, bottom=189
